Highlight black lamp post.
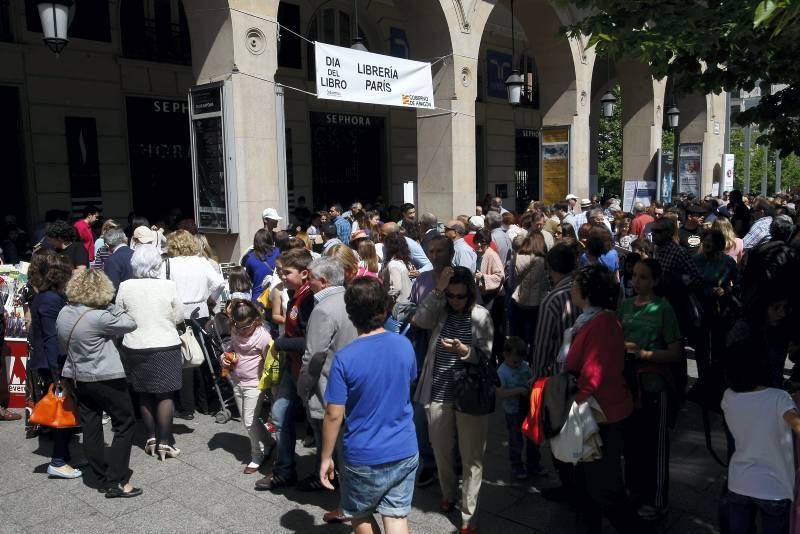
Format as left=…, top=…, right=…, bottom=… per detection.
left=350, top=0, right=367, bottom=51
left=37, top=1, right=72, bottom=56
left=505, top=0, right=524, bottom=105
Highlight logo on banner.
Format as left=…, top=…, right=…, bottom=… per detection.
left=5, top=355, right=27, bottom=395
left=401, top=94, right=431, bottom=107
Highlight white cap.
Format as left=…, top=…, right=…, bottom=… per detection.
left=565, top=194, right=578, bottom=201
left=468, top=215, right=485, bottom=229
left=262, top=208, right=283, bottom=221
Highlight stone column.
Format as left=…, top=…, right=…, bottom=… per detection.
left=417, top=55, right=479, bottom=218
left=619, top=60, right=666, bottom=181
left=569, top=40, right=594, bottom=199
left=184, top=1, right=282, bottom=261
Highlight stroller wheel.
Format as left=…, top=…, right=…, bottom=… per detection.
left=214, top=409, right=232, bottom=424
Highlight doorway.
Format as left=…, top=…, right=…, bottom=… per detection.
left=0, top=86, right=28, bottom=230
left=515, top=128, right=540, bottom=212
left=310, top=112, right=385, bottom=210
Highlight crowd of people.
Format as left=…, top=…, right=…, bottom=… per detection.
left=1, top=188, right=800, bottom=533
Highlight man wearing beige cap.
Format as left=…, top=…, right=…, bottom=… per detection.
left=565, top=194, right=579, bottom=214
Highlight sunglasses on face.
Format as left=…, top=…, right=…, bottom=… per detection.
left=445, top=292, right=468, bottom=300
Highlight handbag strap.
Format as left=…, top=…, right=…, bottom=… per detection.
left=62, top=309, right=94, bottom=383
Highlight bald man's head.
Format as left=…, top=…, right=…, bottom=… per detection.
left=381, top=221, right=399, bottom=236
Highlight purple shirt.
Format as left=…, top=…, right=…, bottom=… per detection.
left=410, top=270, right=437, bottom=305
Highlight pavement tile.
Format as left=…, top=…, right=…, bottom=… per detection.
left=0, top=486, right=91, bottom=527
left=75, top=484, right=166, bottom=519
left=108, top=499, right=225, bottom=533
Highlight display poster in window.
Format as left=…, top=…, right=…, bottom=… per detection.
left=540, top=127, right=570, bottom=204
left=660, top=149, right=674, bottom=204
left=189, top=82, right=238, bottom=233
left=722, top=153, right=735, bottom=192
left=678, top=143, right=702, bottom=198
left=622, top=180, right=657, bottom=213
left=314, top=42, right=433, bottom=109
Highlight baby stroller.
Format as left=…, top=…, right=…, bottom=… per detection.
left=189, top=309, right=237, bottom=424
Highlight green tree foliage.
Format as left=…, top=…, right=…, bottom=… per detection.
left=564, top=0, right=800, bottom=156
left=729, top=126, right=800, bottom=193
left=597, top=85, right=622, bottom=195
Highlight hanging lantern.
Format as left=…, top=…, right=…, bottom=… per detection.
left=600, top=90, right=617, bottom=118
left=37, top=1, right=73, bottom=55
left=505, top=70, right=524, bottom=105
left=350, top=37, right=368, bottom=52
left=666, top=104, right=680, bottom=129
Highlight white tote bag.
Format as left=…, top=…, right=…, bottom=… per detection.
left=180, top=326, right=205, bottom=368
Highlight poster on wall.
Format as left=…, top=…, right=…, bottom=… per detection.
left=678, top=143, right=702, bottom=198
left=188, top=81, right=239, bottom=233
left=660, top=149, right=674, bottom=204
left=540, top=127, right=570, bottom=204
left=622, top=180, right=657, bottom=213
left=314, top=42, right=433, bottom=109
left=722, top=153, right=735, bottom=192
left=486, top=50, right=513, bottom=99
left=65, top=117, right=103, bottom=216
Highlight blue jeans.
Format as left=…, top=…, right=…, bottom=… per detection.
left=340, top=453, right=419, bottom=519
left=504, top=411, right=540, bottom=474
left=724, top=490, right=790, bottom=534
left=50, top=428, right=73, bottom=467
left=270, top=373, right=299, bottom=478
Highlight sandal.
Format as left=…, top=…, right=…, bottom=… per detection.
left=144, top=438, right=157, bottom=456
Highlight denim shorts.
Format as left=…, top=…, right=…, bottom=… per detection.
left=340, top=453, right=419, bottom=519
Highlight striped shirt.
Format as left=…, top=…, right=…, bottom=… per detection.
left=430, top=313, right=472, bottom=402
left=531, top=275, right=580, bottom=379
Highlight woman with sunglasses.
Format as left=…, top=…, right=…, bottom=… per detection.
left=413, top=266, right=493, bottom=534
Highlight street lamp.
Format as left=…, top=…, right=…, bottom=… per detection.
left=505, top=71, right=524, bottom=105
left=666, top=103, right=680, bottom=129
left=600, top=90, right=617, bottom=118
left=37, top=1, right=72, bottom=56
left=350, top=0, right=368, bottom=51
left=505, top=0, right=523, bottom=105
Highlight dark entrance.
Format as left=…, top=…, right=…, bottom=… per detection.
left=0, top=86, right=27, bottom=229
left=515, top=128, right=540, bottom=212
left=310, top=112, right=384, bottom=210
left=126, top=96, right=192, bottom=224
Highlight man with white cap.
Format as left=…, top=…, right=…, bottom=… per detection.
left=565, top=194, right=579, bottom=214
left=572, top=198, right=593, bottom=229
left=262, top=208, right=283, bottom=233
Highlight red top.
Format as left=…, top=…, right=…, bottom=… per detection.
left=463, top=232, right=498, bottom=253
left=73, top=219, right=95, bottom=261
left=631, top=213, right=654, bottom=238
left=564, top=311, right=633, bottom=423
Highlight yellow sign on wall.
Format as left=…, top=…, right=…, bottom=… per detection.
left=541, top=126, right=570, bottom=204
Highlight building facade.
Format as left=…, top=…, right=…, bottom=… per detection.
left=0, top=0, right=726, bottom=259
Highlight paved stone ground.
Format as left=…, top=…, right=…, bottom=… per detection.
left=0, top=376, right=728, bottom=534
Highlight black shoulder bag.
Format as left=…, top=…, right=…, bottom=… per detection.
left=453, top=347, right=496, bottom=416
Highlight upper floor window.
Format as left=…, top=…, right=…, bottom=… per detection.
left=278, top=3, right=301, bottom=69
left=0, top=0, right=12, bottom=42
left=307, top=7, right=369, bottom=80
left=121, top=0, right=191, bottom=65
left=518, top=52, right=539, bottom=109
left=26, top=0, right=111, bottom=42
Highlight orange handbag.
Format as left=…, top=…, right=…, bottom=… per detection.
left=29, top=309, right=91, bottom=429
left=29, top=382, right=79, bottom=428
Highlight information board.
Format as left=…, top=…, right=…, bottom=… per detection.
left=188, top=82, right=239, bottom=233
left=540, top=127, right=570, bottom=204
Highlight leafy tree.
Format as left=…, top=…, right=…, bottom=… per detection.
left=564, top=0, right=800, bottom=156
left=729, top=126, right=800, bottom=192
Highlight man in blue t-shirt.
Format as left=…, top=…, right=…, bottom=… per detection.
left=321, top=277, right=418, bottom=532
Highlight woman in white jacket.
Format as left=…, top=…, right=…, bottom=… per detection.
left=117, top=245, right=185, bottom=460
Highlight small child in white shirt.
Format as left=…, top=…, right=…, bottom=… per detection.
left=721, top=349, right=800, bottom=534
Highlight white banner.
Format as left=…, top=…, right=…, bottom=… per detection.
left=722, top=153, right=735, bottom=192
left=315, top=42, right=434, bottom=109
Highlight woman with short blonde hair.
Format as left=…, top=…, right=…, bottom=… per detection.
left=163, top=229, right=225, bottom=419
left=167, top=229, right=201, bottom=257
left=56, top=269, right=140, bottom=496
